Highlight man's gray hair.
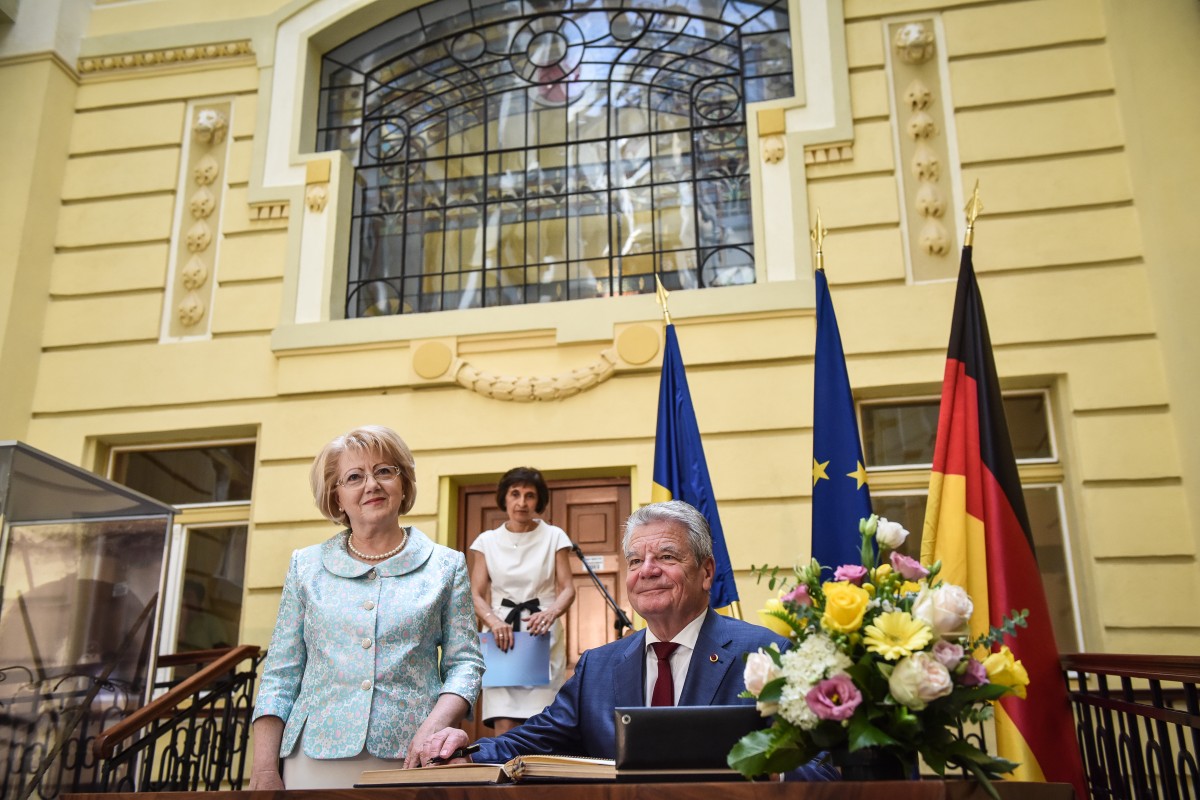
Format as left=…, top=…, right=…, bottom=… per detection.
left=623, top=500, right=714, bottom=563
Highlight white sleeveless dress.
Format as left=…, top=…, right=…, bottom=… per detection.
left=470, top=520, right=571, bottom=723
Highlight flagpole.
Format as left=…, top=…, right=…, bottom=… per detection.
left=654, top=275, right=672, bottom=325
left=811, top=208, right=827, bottom=273
left=964, top=181, right=982, bottom=247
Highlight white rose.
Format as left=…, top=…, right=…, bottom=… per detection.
left=888, top=652, right=953, bottom=710
left=911, top=583, right=973, bottom=639
left=875, top=517, right=911, bottom=550
left=744, top=650, right=780, bottom=696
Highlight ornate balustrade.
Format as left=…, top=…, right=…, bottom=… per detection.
left=0, top=646, right=260, bottom=799
left=1063, top=653, right=1200, bottom=800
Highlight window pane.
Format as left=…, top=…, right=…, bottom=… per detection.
left=1004, top=394, right=1053, bottom=460
left=861, top=401, right=939, bottom=467
left=866, top=487, right=1080, bottom=653
left=178, top=525, right=246, bottom=653
left=112, top=443, right=255, bottom=505
left=862, top=394, right=1052, bottom=467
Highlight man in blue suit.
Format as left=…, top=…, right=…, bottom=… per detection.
left=421, top=500, right=837, bottom=781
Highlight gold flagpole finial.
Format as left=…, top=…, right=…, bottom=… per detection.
left=810, top=209, right=828, bottom=273
left=654, top=275, right=672, bottom=326
left=964, top=181, right=983, bottom=247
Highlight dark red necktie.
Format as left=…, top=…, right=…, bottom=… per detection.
left=650, top=642, right=681, bottom=706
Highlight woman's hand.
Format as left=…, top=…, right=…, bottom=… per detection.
left=248, top=770, right=286, bottom=790
left=526, top=609, right=557, bottom=636
left=248, top=715, right=285, bottom=789
left=407, top=694, right=471, bottom=768
left=490, top=618, right=515, bottom=651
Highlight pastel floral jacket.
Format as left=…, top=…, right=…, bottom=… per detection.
left=253, top=527, right=484, bottom=758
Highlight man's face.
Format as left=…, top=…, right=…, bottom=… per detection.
left=625, top=520, right=714, bottom=634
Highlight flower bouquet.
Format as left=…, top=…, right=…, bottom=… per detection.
left=730, top=515, right=1030, bottom=796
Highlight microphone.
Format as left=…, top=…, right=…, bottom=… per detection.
left=568, top=539, right=586, bottom=558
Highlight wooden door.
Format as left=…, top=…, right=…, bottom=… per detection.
left=457, top=476, right=631, bottom=739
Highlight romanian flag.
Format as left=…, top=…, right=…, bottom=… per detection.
left=811, top=267, right=872, bottom=570
left=922, top=246, right=1086, bottom=798
left=651, top=324, right=739, bottom=610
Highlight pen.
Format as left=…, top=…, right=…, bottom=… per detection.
left=428, top=742, right=481, bottom=765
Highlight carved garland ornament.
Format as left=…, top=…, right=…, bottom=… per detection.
left=453, top=349, right=618, bottom=401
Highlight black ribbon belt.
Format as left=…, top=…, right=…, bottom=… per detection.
left=500, top=598, right=541, bottom=631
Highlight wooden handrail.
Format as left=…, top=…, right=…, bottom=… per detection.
left=1061, top=653, right=1200, bottom=683
left=93, top=644, right=260, bottom=759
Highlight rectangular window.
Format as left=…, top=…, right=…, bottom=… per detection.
left=861, top=392, right=1082, bottom=653
left=108, top=440, right=254, bottom=658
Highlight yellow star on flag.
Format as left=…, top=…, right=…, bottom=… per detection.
left=812, top=458, right=830, bottom=487
left=847, top=460, right=869, bottom=490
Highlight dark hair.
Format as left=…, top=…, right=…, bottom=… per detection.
left=496, top=467, right=549, bottom=513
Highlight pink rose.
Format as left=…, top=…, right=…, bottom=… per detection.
left=931, top=640, right=964, bottom=670
left=889, top=551, right=929, bottom=581
left=833, top=564, right=868, bottom=586
left=805, top=674, right=862, bottom=721
left=782, top=584, right=811, bottom=606
left=960, top=658, right=989, bottom=687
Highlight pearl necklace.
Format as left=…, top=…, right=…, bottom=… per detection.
left=347, top=528, right=409, bottom=561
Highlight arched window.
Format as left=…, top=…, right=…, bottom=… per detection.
left=317, top=0, right=794, bottom=317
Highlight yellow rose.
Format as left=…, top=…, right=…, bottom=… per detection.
left=873, top=564, right=894, bottom=581
left=821, top=581, right=871, bottom=633
left=757, top=598, right=798, bottom=639
left=983, top=645, right=1030, bottom=699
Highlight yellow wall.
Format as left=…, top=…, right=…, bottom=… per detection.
left=5, top=0, right=1198, bottom=656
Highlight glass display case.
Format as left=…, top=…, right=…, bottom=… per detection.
left=0, top=441, right=175, bottom=798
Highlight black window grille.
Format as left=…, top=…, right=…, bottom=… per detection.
left=316, top=0, right=794, bottom=317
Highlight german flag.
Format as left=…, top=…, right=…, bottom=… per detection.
left=921, top=246, right=1086, bottom=798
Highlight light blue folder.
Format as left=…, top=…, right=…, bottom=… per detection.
left=479, top=631, right=551, bottom=687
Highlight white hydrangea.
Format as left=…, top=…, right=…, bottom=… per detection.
left=774, top=634, right=853, bottom=730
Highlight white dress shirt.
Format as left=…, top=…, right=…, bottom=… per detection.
left=642, top=609, right=708, bottom=705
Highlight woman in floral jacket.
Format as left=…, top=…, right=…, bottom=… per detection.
left=249, top=425, right=484, bottom=789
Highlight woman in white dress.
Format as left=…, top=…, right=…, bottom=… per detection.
left=470, top=467, right=576, bottom=735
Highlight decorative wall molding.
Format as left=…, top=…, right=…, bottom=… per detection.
left=78, top=41, right=253, bottom=74
left=804, top=144, right=854, bottom=165
left=162, top=101, right=233, bottom=339
left=250, top=202, right=290, bottom=221
left=885, top=16, right=960, bottom=282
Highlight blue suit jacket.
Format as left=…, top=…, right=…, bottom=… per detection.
left=474, top=610, right=838, bottom=780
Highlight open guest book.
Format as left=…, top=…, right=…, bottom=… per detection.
left=355, top=755, right=616, bottom=786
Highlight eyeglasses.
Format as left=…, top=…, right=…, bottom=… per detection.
left=337, top=465, right=402, bottom=489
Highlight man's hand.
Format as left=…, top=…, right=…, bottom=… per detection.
left=419, top=727, right=473, bottom=767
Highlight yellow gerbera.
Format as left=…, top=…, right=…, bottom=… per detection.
left=863, top=611, right=933, bottom=660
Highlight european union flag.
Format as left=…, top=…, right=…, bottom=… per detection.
left=651, top=324, right=739, bottom=609
left=811, top=268, right=872, bottom=570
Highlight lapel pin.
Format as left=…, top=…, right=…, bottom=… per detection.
left=709, top=653, right=719, bottom=663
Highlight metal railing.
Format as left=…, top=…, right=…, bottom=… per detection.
left=95, top=645, right=262, bottom=794
left=0, top=646, right=260, bottom=800
left=1064, top=654, right=1200, bottom=800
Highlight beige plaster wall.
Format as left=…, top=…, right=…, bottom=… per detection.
left=7, top=0, right=1199, bottom=655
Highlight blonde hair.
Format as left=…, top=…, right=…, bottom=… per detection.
left=310, top=425, right=417, bottom=527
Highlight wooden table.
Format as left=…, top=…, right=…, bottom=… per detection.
left=66, top=779, right=1074, bottom=800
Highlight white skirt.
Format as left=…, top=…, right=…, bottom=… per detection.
left=282, top=727, right=403, bottom=789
